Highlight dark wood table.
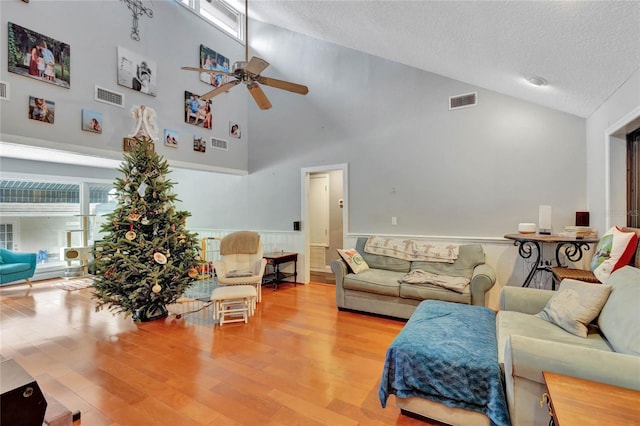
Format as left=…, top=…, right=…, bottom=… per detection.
left=542, top=371, right=640, bottom=425
left=504, top=233, right=599, bottom=289
left=262, top=252, right=298, bottom=290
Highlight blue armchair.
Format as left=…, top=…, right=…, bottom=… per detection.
left=0, top=248, right=37, bottom=286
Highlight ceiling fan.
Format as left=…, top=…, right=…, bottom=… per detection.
left=181, top=0, right=309, bottom=110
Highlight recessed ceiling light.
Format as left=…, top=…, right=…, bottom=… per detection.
left=527, top=76, right=548, bottom=87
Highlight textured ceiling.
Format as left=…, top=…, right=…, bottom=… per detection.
left=238, top=0, right=640, bottom=118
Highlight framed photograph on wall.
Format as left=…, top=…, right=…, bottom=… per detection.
left=117, top=46, right=157, bottom=96
left=7, top=22, right=71, bottom=89
left=184, top=91, right=212, bottom=129
left=28, top=96, right=55, bottom=123
left=82, top=109, right=102, bottom=133
left=229, top=121, right=240, bottom=138
left=193, top=135, right=206, bottom=153
left=199, top=44, right=230, bottom=88
left=164, top=128, right=179, bottom=148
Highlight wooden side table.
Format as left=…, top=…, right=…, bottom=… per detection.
left=542, top=371, right=640, bottom=425
left=262, top=252, right=298, bottom=290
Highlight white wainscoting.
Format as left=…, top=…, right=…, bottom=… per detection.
left=192, top=230, right=591, bottom=311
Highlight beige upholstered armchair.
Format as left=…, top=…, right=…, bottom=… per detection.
left=213, top=231, right=267, bottom=303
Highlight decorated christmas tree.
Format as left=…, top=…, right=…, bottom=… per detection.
left=92, top=106, right=201, bottom=321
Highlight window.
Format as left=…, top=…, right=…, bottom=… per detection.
left=0, top=223, right=14, bottom=250
left=0, top=179, right=113, bottom=267
left=178, top=0, right=244, bottom=41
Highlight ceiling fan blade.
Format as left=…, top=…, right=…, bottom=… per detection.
left=247, top=83, right=272, bottom=110
left=200, top=80, right=241, bottom=101
left=181, top=66, right=235, bottom=77
left=257, top=76, right=309, bottom=95
left=245, top=56, right=269, bottom=75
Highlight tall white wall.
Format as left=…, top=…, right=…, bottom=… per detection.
left=246, top=21, right=588, bottom=238
left=585, top=68, right=640, bottom=231
left=0, top=1, right=248, bottom=173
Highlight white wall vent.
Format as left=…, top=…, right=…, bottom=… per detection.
left=449, top=92, right=477, bottom=110
left=94, top=85, right=124, bottom=108
left=0, top=81, right=9, bottom=101
left=211, top=138, right=228, bottom=150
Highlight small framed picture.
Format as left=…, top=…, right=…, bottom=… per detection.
left=117, top=46, right=157, bottom=96
left=82, top=109, right=102, bottom=133
left=184, top=91, right=212, bottom=129
left=164, top=129, right=179, bottom=148
left=199, top=44, right=231, bottom=88
left=28, top=96, right=55, bottom=123
left=193, top=135, right=206, bottom=153
left=229, top=121, right=240, bottom=138
left=8, top=22, right=71, bottom=89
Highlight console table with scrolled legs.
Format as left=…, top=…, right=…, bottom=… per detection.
left=504, top=233, right=599, bottom=289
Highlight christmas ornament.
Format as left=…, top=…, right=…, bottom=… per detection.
left=138, top=182, right=148, bottom=197
left=104, top=266, right=115, bottom=279
left=153, top=252, right=167, bottom=264
left=188, top=268, right=198, bottom=278
left=152, top=283, right=162, bottom=293
left=125, top=223, right=137, bottom=240
left=141, top=217, right=150, bottom=225
left=128, top=212, right=141, bottom=221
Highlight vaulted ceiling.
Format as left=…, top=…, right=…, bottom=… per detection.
left=239, top=0, right=640, bottom=118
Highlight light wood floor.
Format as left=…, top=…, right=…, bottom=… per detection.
left=0, top=280, right=438, bottom=426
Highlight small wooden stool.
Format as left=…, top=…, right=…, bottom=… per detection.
left=210, top=285, right=257, bottom=326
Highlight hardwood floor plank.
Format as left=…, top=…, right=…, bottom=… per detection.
left=0, top=280, right=441, bottom=425
left=267, top=388, right=359, bottom=426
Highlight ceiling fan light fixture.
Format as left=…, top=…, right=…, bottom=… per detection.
left=526, top=76, right=548, bottom=87
left=181, top=0, right=308, bottom=109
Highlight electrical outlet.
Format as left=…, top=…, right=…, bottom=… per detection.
left=391, top=216, right=397, bottom=225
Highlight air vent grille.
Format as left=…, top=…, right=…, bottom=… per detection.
left=449, top=92, right=477, bottom=110
left=211, top=138, right=228, bottom=150
left=0, top=81, right=9, bottom=101
left=95, top=85, right=124, bottom=107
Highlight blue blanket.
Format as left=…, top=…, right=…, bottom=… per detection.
left=379, top=300, right=510, bottom=426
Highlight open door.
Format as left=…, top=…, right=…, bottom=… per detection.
left=301, top=164, right=348, bottom=283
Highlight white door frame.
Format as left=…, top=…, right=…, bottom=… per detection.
left=300, top=163, right=348, bottom=283
left=605, top=105, right=640, bottom=229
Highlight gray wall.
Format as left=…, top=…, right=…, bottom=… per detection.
left=586, top=68, right=640, bottom=232
left=1, top=1, right=248, bottom=173
left=1, top=3, right=598, bottom=240
left=246, top=21, right=588, bottom=237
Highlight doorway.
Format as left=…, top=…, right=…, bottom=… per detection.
left=301, top=164, right=348, bottom=284
left=606, top=106, right=640, bottom=229
left=309, top=173, right=330, bottom=272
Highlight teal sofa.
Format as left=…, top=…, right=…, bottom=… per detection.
left=497, top=265, right=640, bottom=425
left=332, top=237, right=496, bottom=319
left=0, top=248, right=37, bottom=286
